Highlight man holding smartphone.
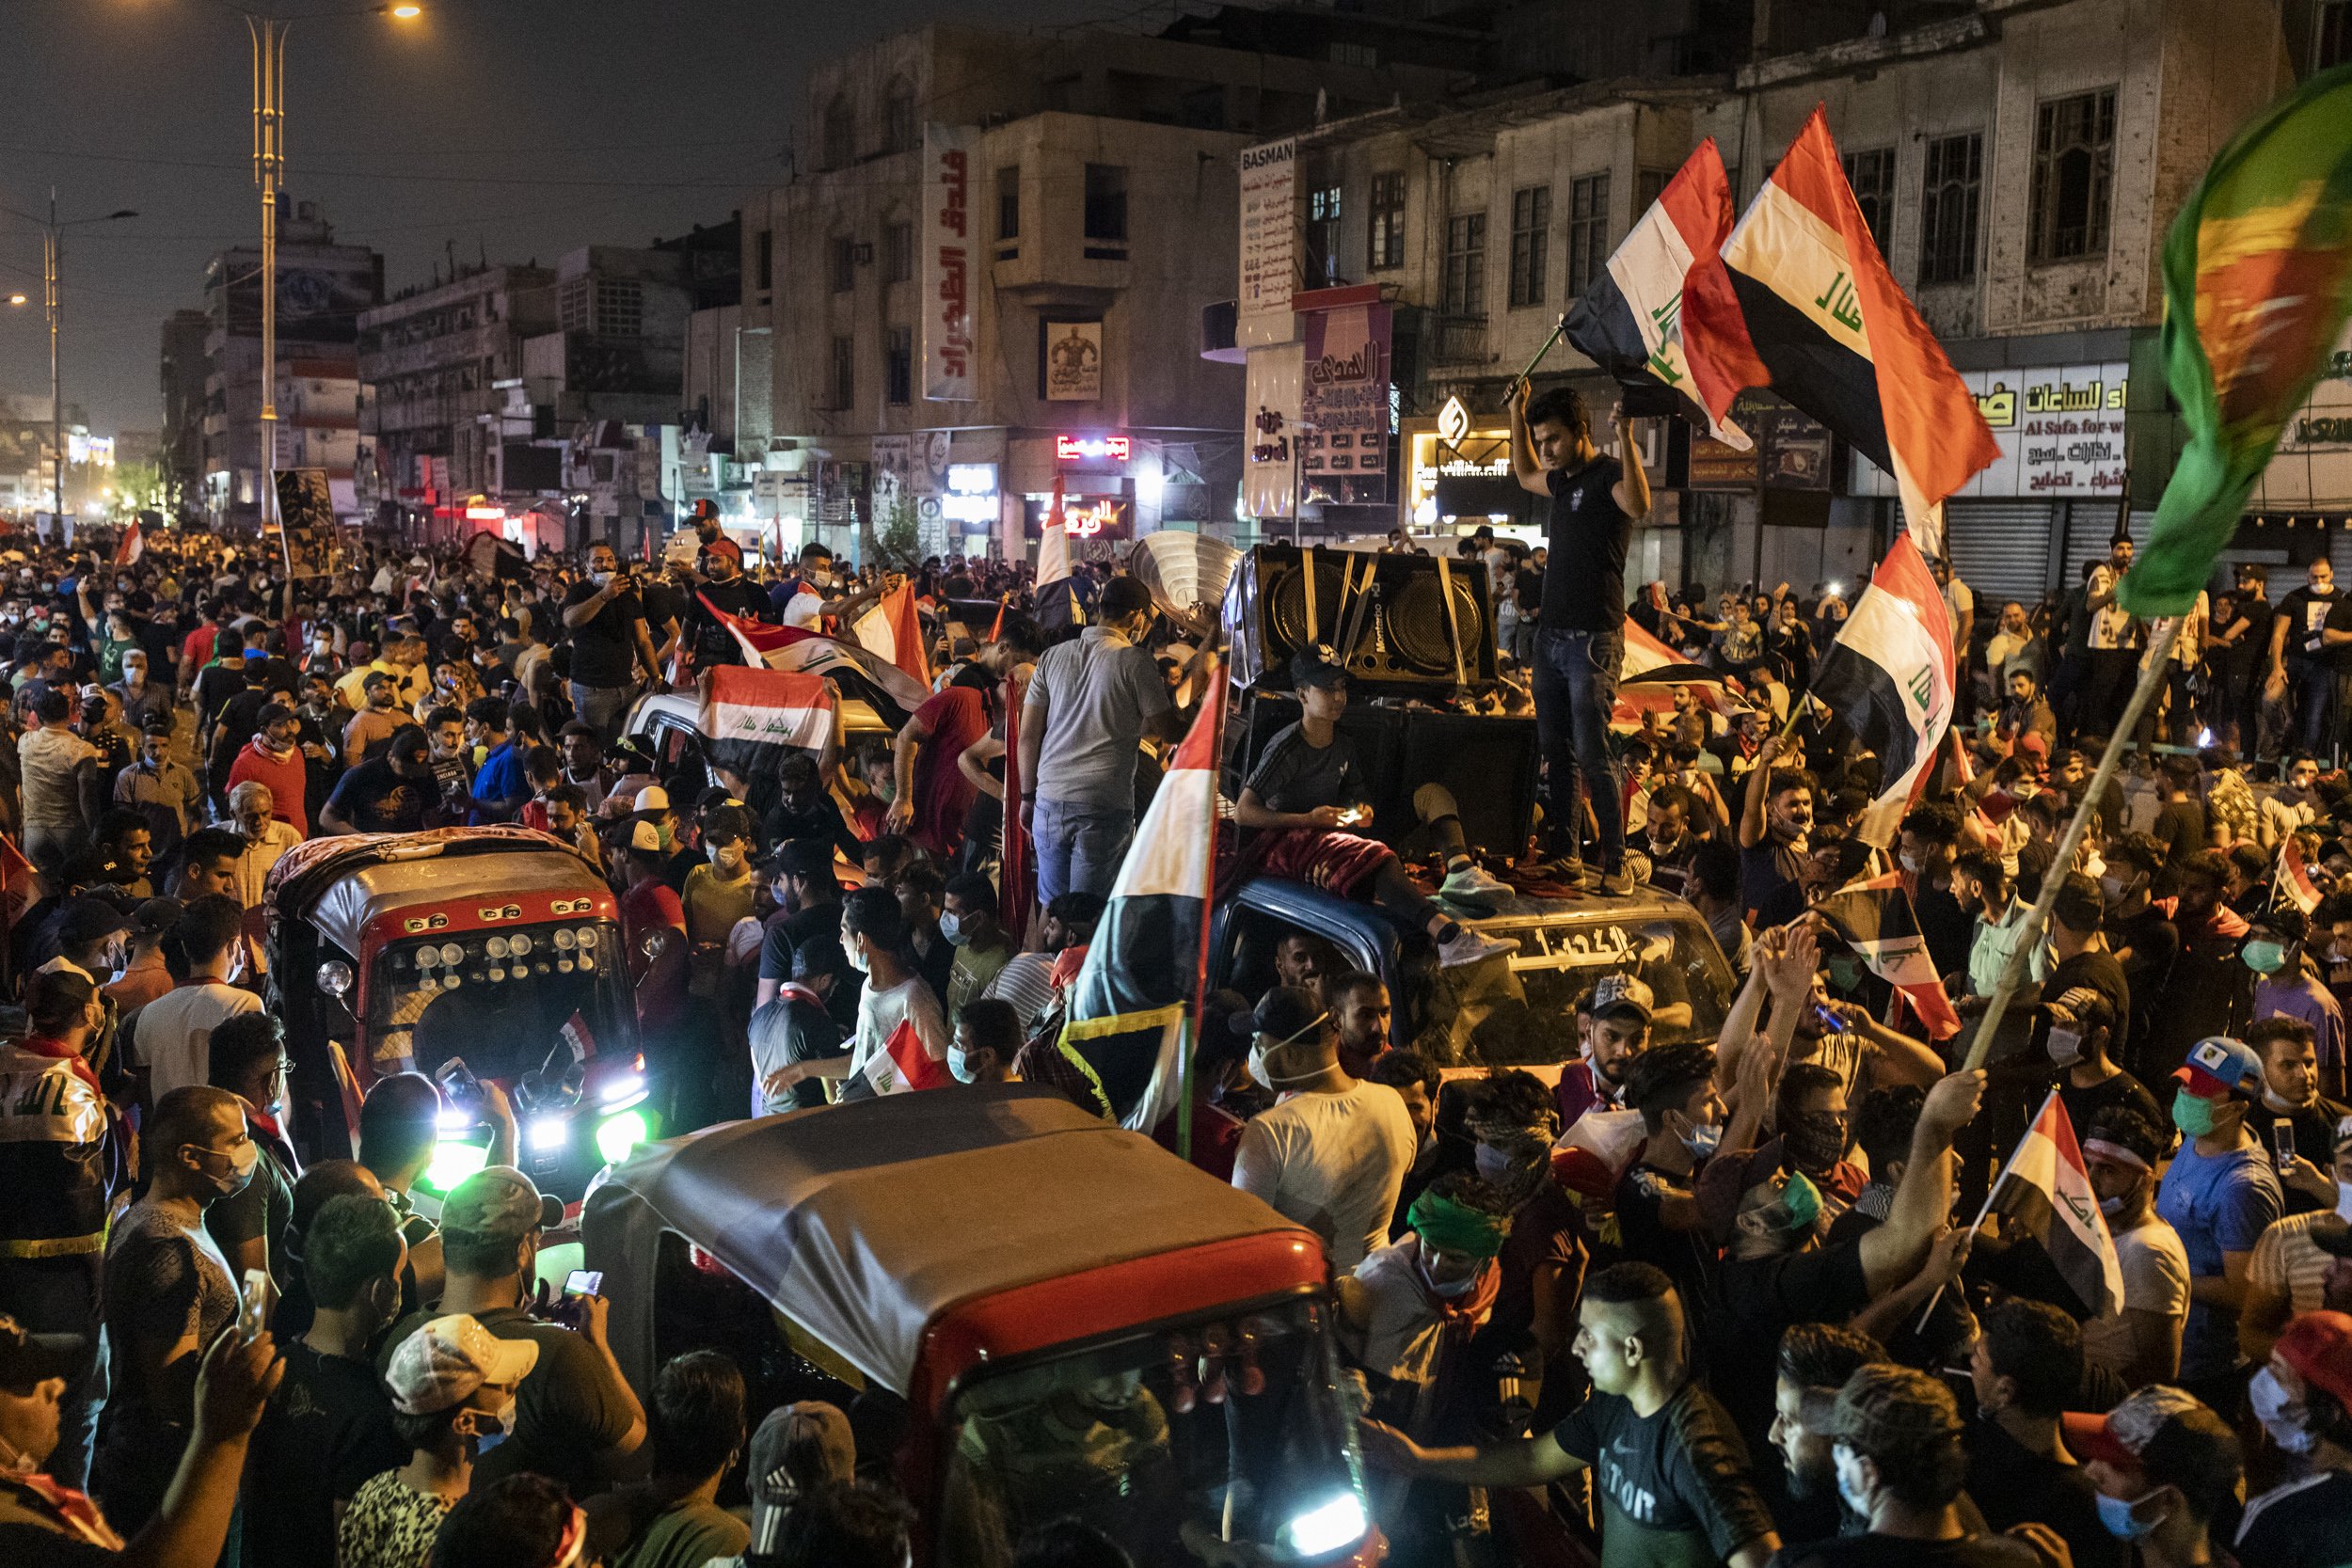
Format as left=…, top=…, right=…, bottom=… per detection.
left=2246, top=1017, right=2352, bottom=1215
left=561, top=543, right=661, bottom=747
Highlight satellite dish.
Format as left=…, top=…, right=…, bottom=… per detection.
left=1129, top=531, right=1241, bottom=640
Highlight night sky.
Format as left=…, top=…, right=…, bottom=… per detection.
left=1, top=0, right=1131, bottom=436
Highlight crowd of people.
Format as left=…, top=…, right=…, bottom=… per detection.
left=0, top=466, right=2349, bottom=1568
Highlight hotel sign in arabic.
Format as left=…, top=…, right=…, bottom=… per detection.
left=1851, top=362, right=2129, bottom=499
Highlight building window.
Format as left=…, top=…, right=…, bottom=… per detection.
left=1442, top=212, right=1486, bottom=316
left=885, top=327, right=912, bottom=405
left=1084, top=164, right=1128, bottom=243
left=830, top=235, right=856, bottom=293
left=594, top=278, right=643, bottom=337
left=1306, top=183, right=1343, bottom=288
left=1368, top=172, right=1405, bottom=270
left=2030, top=87, right=2116, bottom=263
left=1636, top=167, right=1669, bottom=213
left=996, top=166, right=1021, bottom=242
left=830, top=336, right=854, bottom=409
left=1508, top=184, right=1549, bottom=309
left=883, top=221, right=914, bottom=284
left=884, top=80, right=917, bottom=155
left=1841, top=147, right=1896, bottom=251
left=755, top=230, right=773, bottom=293
left=1565, top=172, right=1610, bottom=298
left=558, top=277, right=591, bottom=333
left=1917, top=131, right=1982, bottom=286
left=822, top=96, right=854, bottom=170
left=1327, top=40, right=1378, bottom=67
left=2319, top=0, right=2351, bottom=68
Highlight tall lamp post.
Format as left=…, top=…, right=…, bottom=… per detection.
left=246, top=3, right=421, bottom=547
left=2, top=198, right=135, bottom=533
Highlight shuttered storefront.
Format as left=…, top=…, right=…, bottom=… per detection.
left=1945, top=500, right=2058, bottom=610
left=2060, top=505, right=2154, bottom=594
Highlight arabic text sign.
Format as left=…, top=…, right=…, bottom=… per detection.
left=1237, top=137, right=1298, bottom=349
left=2250, top=321, right=2352, bottom=510
left=921, top=123, right=978, bottom=402
left=1300, top=304, right=1391, bottom=478
left=1851, top=362, right=2128, bottom=499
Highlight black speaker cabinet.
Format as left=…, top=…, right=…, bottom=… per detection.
left=1224, top=544, right=1498, bottom=692
left=1232, top=690, right=1537, bottom=859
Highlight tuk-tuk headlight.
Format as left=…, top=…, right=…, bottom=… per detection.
left=553, top=928, right=577, bottom=951
left=317, top=959, right=354, bottom=1000
left=574, top=927, right=597, bottom=951
left=596, top=1109, right=649, bottom=1165
left=438, top=942, right=464, bottom=967
left=485, top=936, right=510, bottom=959
left=509, top=933, right=532, bottom=958
left=419, top=1138, right=490, bottom=1196
left=528, top=1116, right=570, bottom=1152
left=1279, top=1493, right=1368, bottom=1558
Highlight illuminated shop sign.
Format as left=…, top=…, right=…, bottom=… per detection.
left=1055, top=435, right=1131, bottom=462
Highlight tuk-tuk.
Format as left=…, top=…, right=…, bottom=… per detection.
left=265, top=826, right=654, bottom=1200
left=584, top=1086, right=1379, bottom=1568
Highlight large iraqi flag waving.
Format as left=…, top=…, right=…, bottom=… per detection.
left=1806, top=535, right=1955, bottom=847
left=701, top=593, right=930, bottom=730
left=1698, top=106, right=1998, bottom=559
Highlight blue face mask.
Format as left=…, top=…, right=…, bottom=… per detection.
left=1681, top=1122, right=1723, bottom=1161
left=2243, top=940, right=2287, bottom=975
left=2094, top=1488, right=2162, bottom=1541
left=1832, top=1448, right=1870, bottom=1519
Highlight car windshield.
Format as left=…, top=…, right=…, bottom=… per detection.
left=368, top=919, right=635, bottom=1082
left=1411, top=909, right=1734, bottom=1066
left=937, top=1295, right=1368, bottom=1568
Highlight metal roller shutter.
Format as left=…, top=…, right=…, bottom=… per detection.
left=2061, top=505, right=2153, bottom=594
left=1944, top=501, right=2058, bottom=610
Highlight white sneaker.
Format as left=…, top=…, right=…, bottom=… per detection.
left=1597, top=865, right=1636, bottom=896
left=1438, top=928, right=1518, bottom=969
left=1440, top=863, right=1514, bottom=907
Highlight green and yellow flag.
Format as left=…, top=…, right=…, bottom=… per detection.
left=2122, top=65, right=2352, bottom=617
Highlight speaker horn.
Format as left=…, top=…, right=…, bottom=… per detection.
left=1130, top=531, right=1242, bottom=641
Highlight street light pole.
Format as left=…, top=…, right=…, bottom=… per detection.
left=250, top=13, right=290, bottom=556
left=45, top=192, right=58, bottom=534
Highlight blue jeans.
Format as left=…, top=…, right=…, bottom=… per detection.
left=1531, top=627, right=1624, bottom=869
left=569, top=681, right=637, bottom=748
left=1032, top=796, right=1136, bottom=908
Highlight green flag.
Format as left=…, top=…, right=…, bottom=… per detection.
left=2121, top=65, right=2352, bottom=618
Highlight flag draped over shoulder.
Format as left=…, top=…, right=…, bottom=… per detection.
left=1564, top=138, right=1755, bottom=450
left=702, top=593, right=930, bottom=730
left=1989, top=1092, right=2125, bottom=1320
left=1811, top=871, right=1963, bottom=1041
left=1713, top=106, right=1998, bottom=559
left=1804, top=535, right=1956, bottom=847
left=2122, top=66, right=2352, bottom=616
left=1062, top=662, right=1226, bottom=1132
left=695, top=667, right=835, bottom=780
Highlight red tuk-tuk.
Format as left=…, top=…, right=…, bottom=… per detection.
left=584, top=1086, right=1379, bottom=1567
left=265, top=827, right=654, bottom=1199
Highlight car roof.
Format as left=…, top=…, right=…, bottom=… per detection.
left=583, top=1085, right=1304, bottom=1395
left=1232, top=873, right=1696, bottom=934
left=267, top=828, right=607, bottom=954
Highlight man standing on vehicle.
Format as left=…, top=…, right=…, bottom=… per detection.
left=1510, top=382, right=1650, bottom=895
left=562, top=543, right=661, bottom=746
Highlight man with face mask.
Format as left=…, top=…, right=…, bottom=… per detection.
left=2155, top=1036, right=2285, bottom=1407
left=2244, top=910, right=2346, bottom=1075
left=225, top=702, right=310, bottom=836
left=91, top=1085, right=259, bottom=1531
left=1617, top=1044, right=1751, bottom=1332
left=2064, top=1386, right=2240, bottom=1568
left=2043, top=987, right=2163, bottom=1144
left=1230, top=986, right=1417, bottom=1272
left=560, top=543, right=660, bottom=746
left=200, top=1013, right=303, bottom=1307
left=775, top=542, right=882, bottom=632
left=2266, top=556, right=2350, bottom=753
left=374, top=1167, right=644, bottom=1501
left=242, top=1194, right=409, bottom=1568
left=2233, top=1309, right=2352, bottom=1567
left=1361, top=1261, right=1782, bottom=1568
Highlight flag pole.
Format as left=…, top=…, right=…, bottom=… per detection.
left=1959, top=615, right=2190, bottom=1070
left=1179, top=653, right=1228, bottom=1162
left=1503, top=314, right=1569, bottom=405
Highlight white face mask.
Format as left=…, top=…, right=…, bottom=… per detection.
left=845, top=937, right=869, bottom=974
left=937, top=911, right=966, bottom=946
left=2045, top=1027, right=2084, bottom=1067
left=2337, top=1180, right=2352, bottom=1223
left=2249, top=1367, right=2316, bottom=1454
left=947, top=1046, right=975, bottom=1084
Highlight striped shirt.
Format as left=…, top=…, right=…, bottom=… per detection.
left=2248, top=1207, right=2352, bottom=1316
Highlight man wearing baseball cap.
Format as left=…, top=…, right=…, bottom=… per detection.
left=2154, top=1036, right=2285, bottom=1405
left=679, top=533, right=767, bottom=675
left=1558, top=972, right=1654, bottom=1127
left=2062, top=1386, right=2241, bottom=1562
left=375, top=1167, right=643, bottom=1500
left=345, top=1312, right=542, bottom=1562
left=2236, top=1308, right=2352, bottom=1565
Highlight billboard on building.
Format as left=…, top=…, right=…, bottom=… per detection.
left=921, top=123, right=979, bottom=403
left=1300, top=303, right=1391, bottom=480
left=2249, top=322, right=2352, bottom=510
left=1042, top=320, right=1104, bottom=402
left=1244, top=343, right=1304, bottom=518
left=1851, top=363, right=2129, bottom=499
left=1238, top=137, right=1298, bottom=349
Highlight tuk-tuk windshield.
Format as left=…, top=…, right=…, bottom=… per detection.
left=1413, top=908, right=1735, bottom=1066
left=939, top=1296, right=1368, bottom=1568
left=370, top=919, right=635, bottom=1082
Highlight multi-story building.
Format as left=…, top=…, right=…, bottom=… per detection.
left=1252, top=0, right=2343, bottom=606
left=739, top=12, right=1465, bottom=563
left=159, top=309, right=209, bottom=519
left=199, top=198, right=382, bottom=531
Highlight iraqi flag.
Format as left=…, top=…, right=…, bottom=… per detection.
left=850, top=582, right=931, bottom=693
left=1712, top=106, right=1998, bottom=560
left=1611, top=616, right=1737, bottom=730
left=860, top=1016, right=950, bottom=1097
left=1035, top=473, right=1085, bottom=631
left=1811, top=872, right=1963, bottom=1041
left=1806, top=535, right=1956, bottom=847
left=703, top=593, right=930, bottom=729
left=696, top=666, right=835, bottom=780
left=1062, top=659, right=1227, bottom=1132
left=114, top=521, right=143, bottom=567
left=1987, top=1091, right=2126, bottom=1320
left=1563, top=138, right=1754, bottom=450
left=2277, top=832, right=2323, bottom=914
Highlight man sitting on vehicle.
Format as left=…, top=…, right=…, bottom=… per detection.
left=1232, top=651, right=1516, bottom=972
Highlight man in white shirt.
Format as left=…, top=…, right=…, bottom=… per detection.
left=778, top=543, right=882, bottom=631
left=120, top=895, right=262, bottom=1104
left=1231, top=987, right=1417, bottom=1271
left=2080, top=1103, right=2192, bottom=1388
left=226, top=781, right=304, bottom=913
left=17, top=688, right=99, bottom=883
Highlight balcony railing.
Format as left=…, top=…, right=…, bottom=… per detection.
left=1427, top=313, right=1490, bottom=366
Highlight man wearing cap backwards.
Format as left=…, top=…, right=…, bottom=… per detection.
left=2155, top=1036, right=2286, bottom=1407
left=2065, top=1385, right=2242, bottom=1567
left=0, top=1308, right=281, bottom=1564
left=2234, top=1308, right=2352, bottom=1567
left=732, top=1401, right=856, bottom=1568
left=1362, top=1260, right=1779, bottom=1568
left=1231, top=986, right=1419, bottom=1273
left=376, top=1166, right=643, bottom=1500
left=343, top=1312, right=541, bottom=1568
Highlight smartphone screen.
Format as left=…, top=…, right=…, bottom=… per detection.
left=564, top=1269, right=603, bottom=1298
left=2273, top=1122, right=2297, bottom=1166
left=238, top=1268, right=269, bottom=1343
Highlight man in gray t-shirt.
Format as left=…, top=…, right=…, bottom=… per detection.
left=1018, top=577, right=1179, bottom=904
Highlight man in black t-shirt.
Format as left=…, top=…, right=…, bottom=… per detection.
left=1509, top=382, right=1652, bottom=892
left=558, top=542, right=659, bottom=745
left=678, top=539, right=769, bottom=673
left=1360, top=1261, right=1781, bottom=1568
left=318, top=727, right=434, bottom=836
left=2267, top=556, right=2352, bottom=754
left=1963, top=1300, right=2123, bottom=1568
